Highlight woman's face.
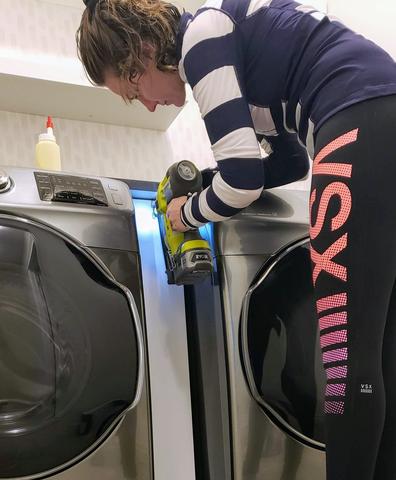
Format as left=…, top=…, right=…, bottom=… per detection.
left=104, top=57, right=186, bottom=112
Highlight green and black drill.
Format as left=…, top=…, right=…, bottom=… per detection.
left=155, top=160, right=213, bottom=285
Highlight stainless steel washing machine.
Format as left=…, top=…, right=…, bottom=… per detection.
left=0, top=167, right=151, bottom=480
left=186, top=188, right=327, bottom=480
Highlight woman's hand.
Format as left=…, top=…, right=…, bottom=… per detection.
left=166, top=196, right=190, bottom=232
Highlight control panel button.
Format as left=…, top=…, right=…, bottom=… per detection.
left=40, top=187, right=53, bottom=201
left=68, top=192, right=80, bottom=201
left=111, top=193, right=124, bottom=205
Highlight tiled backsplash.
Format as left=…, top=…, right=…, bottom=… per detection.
left=0, top=0, right=82, bottom=57
left=0, top=110, right=175, bottom=180
left=167, top=93, right=216, bottom=172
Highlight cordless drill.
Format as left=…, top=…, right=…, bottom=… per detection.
left=156, top=160, right=213, bottom=285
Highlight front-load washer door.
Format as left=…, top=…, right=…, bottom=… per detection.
left=241, top=239, right=326, bottom=448
left=0, top=214, right=143, bottom=479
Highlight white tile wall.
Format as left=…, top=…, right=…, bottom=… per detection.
left=0, top=110, right=176, bottom=180
left=0, top=0, right=82, bottom=57
left=327, top=0, right=396, bottom=60
left=167, top=90, right=216, bottom=171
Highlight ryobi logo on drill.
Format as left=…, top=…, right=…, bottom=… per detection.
left=192, top=252, right=210, bottom=262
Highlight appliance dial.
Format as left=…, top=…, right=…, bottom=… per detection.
left=0, top=170, right=12, bottom=193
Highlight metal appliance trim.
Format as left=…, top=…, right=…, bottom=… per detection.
left=0, top=212, right=145, bottom=480
left=240, top=236, right=326, bottom=450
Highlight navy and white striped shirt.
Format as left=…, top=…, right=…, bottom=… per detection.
left=177, top=0, right=396, bottom=228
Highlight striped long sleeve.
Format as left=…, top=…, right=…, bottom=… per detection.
left=179, top=7, right=264, bottom=228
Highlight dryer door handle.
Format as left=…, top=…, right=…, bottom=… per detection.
left=121, top=284, right=145, bottom=412
left=83, top=247, right=145, bottom=412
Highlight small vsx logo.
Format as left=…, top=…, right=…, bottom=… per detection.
left=360, top=384, right=373, bottom=394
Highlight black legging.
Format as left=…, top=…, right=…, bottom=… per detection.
left=310, top=95, right=396, bottom=480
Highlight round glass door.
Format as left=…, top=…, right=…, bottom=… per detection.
left=0, top=215, right=142, bottom=478
left=241, top=239, right=326, bottom=447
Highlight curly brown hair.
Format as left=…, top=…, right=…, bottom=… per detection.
left=76, top=0, right=181, bottom=86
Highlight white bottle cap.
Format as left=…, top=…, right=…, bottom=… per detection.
left=39, top=127, right=56, bottom=142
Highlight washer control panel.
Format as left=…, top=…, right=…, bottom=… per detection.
left=34, top=172, right=108, bottom=206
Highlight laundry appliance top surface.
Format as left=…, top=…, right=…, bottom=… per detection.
left=213, top=188, right=310, bottom=257
left=0, top=166, right=138, bottom=251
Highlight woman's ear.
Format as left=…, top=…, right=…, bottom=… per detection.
left=141, top=42, right=156, bottom=64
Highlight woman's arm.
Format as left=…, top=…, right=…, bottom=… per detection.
left=179, top=7, right=264, bottom=229
left=260, top=131, right=310, bottom=189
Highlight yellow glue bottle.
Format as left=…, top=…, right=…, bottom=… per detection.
left=35, top=116, right=61, bottom=171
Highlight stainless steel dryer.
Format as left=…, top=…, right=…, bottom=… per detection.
left=0, top=167, right=152, bottom=480
left=186, top=188, right=326, bottom=480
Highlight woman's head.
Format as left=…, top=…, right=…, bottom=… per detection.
left=76, top=0, right=186, bottom=110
